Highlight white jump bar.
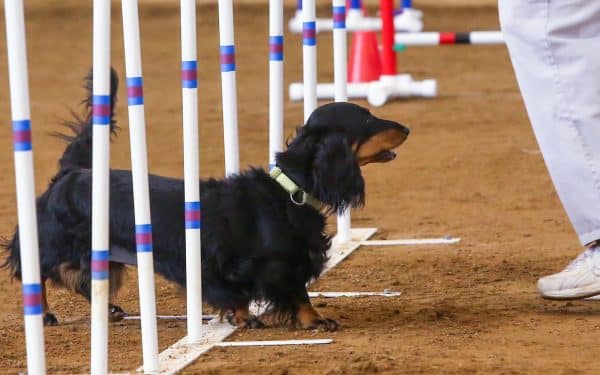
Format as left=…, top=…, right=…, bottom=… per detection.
left=394, top=31, right=504, bottom=46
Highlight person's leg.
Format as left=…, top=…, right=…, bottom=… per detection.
left=499, top=0, right=600, bottom=298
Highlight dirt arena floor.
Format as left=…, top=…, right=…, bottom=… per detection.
left=1, top=2, right=599, bottom=374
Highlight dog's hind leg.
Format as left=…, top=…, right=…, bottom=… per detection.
left=224, top=303, right=266, bottom=329
left=108, top=262, right=126, bottom=322
left=41, top=279, right=58, bottom=326
left=295, top=291, right=339, bottom=332
left=57, top=261, right=126, bottom=322
left=51, top=262, right=87, bottom=324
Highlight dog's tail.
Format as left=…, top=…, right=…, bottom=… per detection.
left=1, top=70, right=120, bottom=281
left=0, top=231, right=21, bottom=280
left=55, top=68, right=119, bottom=171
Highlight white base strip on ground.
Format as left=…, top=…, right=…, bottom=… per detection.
left=326, top=228, right=377, bottom=270
left=148, top=320, right=236, bottom=374
left=362, top=237, right=461, bottom=246
left=127, top=290, right=400, bottom=321
left=308, top=291, right=401, bottom=298
left=140, top=227, right=377, bottom=374
left=215, top=339, right=332, bottom=348
left=124, top=315, right=218, bottom=321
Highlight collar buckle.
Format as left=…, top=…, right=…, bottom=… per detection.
left=290, top=191, right=306, bottom=206
left=270, top=166, right=325, bottom=211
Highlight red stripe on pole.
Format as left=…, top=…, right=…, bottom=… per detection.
left=439, top=32, right=456, bottom=44
left=136, top=232, right=153, bottom=245
left=23, top=293, right=42, bottom=307
left=13, top=130, right=31, bottom=143
left=127, top=86, right=143, bottom=99
left=185, top=210, right=201, bottom=221
left=91, top=259, right=109, bottom=272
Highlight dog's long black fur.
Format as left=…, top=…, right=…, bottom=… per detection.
left=2, top=71, right=408, bottom=330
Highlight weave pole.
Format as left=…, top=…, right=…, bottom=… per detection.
left=218, top=0, right=240, bottom=176
left=333, top=1, right=348, bottom=103
left=180, top=0, right=203, bottom=343
left=269, top=0, right=284, bottom=170
left=347, top=0, right=363, bottom=17
left=302, top=0, right=317, bottom=122
left=4, top=1, right=47, bottom=373
left=399, top=0, right=423, bottom=17
left=344, top=0, right=368, bottom=31
left=333, top=0, right=351, bottom=243
left=90, top=0, right=111, bottom=373
left=289, top=0, right=433, bottom=106
left=121, top=1, right=160, bottom=372
left=289, top=0, right=421, bottom=33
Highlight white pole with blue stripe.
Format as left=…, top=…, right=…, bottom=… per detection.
left=302, top=0, right=317, bottom=122
left=269, top=0, right=284, bottom=170
left=218, top=0, right=240, bottom=176
left=332, top=0, right=351, bottom=243
left=347, top=0, right=363, bottom=19
left=180, top=0, right=203, bottom=343
left=4, top=1, right=46, bottom=373
left=91, top=0, right=111, bottom=373
left=121, top=1, right=159, bottom=373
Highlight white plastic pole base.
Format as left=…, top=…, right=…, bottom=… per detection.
left=400, top=7, right=423, bottom=19
left=289, top=74, right=436, bottom=107
left=393, top=8, right=423, bottom=32
left=288, top=9, right=423, bottom=33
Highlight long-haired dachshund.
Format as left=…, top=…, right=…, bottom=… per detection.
left=2, top=71, right=409, bottom=331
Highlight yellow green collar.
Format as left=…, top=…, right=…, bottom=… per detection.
left=270, top=167, right=325, bottom=211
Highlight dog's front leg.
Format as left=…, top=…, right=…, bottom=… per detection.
left=225, top=305, right=266, bottom=329
left=296, top=292, right=339, bottom=332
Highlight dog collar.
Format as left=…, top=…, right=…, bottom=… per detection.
left=270, top=167, right=326, bottom=211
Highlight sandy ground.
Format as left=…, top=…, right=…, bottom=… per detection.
left=1, top=2, right=599, bottom=374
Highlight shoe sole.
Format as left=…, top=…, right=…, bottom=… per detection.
left=540, top=288, right=600, bottom=300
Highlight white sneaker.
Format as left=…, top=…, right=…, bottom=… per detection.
left=537, top=246, right=600, bottom=300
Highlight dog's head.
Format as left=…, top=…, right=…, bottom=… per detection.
left=276, top=102, right=409, bottom=213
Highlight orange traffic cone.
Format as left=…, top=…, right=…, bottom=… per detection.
left=348, top=31, right=382, bottom=83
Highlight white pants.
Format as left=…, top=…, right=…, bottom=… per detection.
left=498, top=0, right=600, bottom=245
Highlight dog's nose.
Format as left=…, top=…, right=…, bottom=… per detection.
left=388, top=119, right=409, bottom=136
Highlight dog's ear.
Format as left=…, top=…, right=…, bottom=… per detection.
left=311, top=132, right=365, bottom=213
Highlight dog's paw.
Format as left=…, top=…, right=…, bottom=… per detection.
left=242, top=316, right=267, bottom=329
left=109, top=304, right=127, bottom=322
left=43, top=312, right=58, bottom=326
left=226, top=312, right=266, bottom=329
left=302, top=317, right=340, bottom=332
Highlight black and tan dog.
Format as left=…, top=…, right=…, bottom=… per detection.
left=2, top=71, right=409, bottom=331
